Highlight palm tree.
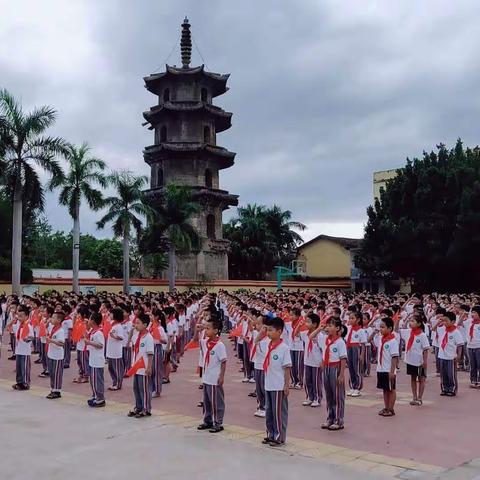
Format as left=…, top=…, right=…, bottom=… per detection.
left=96, top=171, right=154, bottom=293
left=0, top=89, right=65, bottom=295
left=50, top=143, right=106, bottom=293
left=153, top=184, right=200, bottom=292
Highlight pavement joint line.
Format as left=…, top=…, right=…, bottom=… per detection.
left=0, top=378, right=446, bottom=477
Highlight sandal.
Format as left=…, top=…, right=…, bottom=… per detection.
left=378, top=408, right=388, bottom=416
left=328, top=424, right=344, bottom=431
left=381, top=410, right=395, bottom=417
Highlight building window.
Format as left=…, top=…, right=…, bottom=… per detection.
left=205, top=169, right=212, bottom=188
left=201, top=88, right=208, bottom=102
left=203, top=125, right=210, bottom=143
left=206, top=214, right=215, bottom=239
left=157, top=167, right=164, bottom=187
left=160, top=126, right=167, bottom=142
left=163, top=88, right=170, bottom=102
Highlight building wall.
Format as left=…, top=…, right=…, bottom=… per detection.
left=373, top=169, right=398, bottom=202
left=298, top=238, right=352, bottom=278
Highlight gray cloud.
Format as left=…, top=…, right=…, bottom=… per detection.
left=2, top=0, right=480, bottom=237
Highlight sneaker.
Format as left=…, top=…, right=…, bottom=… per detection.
left=350, top=390, right=361, bottom=397
left=92, top=400, right=106, bottom=408
left=346, top=389, right=354, bottom=396
left=209, top=425, right=224, bottom=433
left=310, top=400, right=320, bottom=407
left=197, top=423, right=213, bottom=430
left=294, top=383, right=302, bottom=390
left=248, top=378, right=255, bottom=384
left=302, top=400, right=312, bottom=406
left=241, top=378, right=250, bottom=383
left=257, top=409, right=266, bottom=418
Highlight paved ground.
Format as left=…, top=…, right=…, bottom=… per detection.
left=1, top=336, right=480, bottom=479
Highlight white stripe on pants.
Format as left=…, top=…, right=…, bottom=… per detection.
left=265, top=390, right=288, bottom=443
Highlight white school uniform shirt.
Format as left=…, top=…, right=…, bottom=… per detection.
left=376, top=336, right=399, bottom=373
left=253, top=336, right=270, bottom=370
left=456, top=315, right=468, bottom=343
left=300, top=331, right=325, bottom=368
left=106, top=323, right=125, bottom=359
left=437, top=326, right=465, bottom=360
left=291, top=321, right=304, bottom=352
left=198, top=330, right=207, bottom=367
left=150, top=324, right=167, bottom=345
left=47, top=325, right=65, bottom=360
left=121, top=320, right=133, bottom=348
left=264, top=341, right=292, bottom=391
left=14, top=323, right=34, bottom=355
left=346, top=326, right=367, bottom=347
left=62, top=317, right=73, bottom=338
left=281, top=322, right=293, bottom=349
left=166, top=319, right=178, bottom=341
left=431, top=317, right=441, bottom=347
left=178, top=314, right=186, bottom=331
left=399, top=328, right=430, bottom=367
left=88, top=329, right=105, bottom=368
left=131, top=331, right=154, bottom=376
left=464, top=319, right=480, bottom=349
left=365, top=326, right=374, bottom=346
left=322, top=337, right=347, bottom=365
left=238, top=319, right=248, bottom=345
left=201, top=338, right=227, bottom=385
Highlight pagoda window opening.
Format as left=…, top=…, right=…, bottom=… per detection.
left=201, top=88, right=208, bottom=102
left=206, top=214, right=216, bottom=239
left=205, top=169, right=213, bottom=188
left=160, top=125, right=167, bottom=142
left=204, top=125, right=211, bottom=143
left=157, top=167, right=164, bottom=187
left=163, top=88, right=170, bottom=102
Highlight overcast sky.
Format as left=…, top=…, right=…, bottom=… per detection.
left=2, top=0, right=480, bottom=242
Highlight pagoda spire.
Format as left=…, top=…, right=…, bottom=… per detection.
left=180, top=17, right=192, bottom=69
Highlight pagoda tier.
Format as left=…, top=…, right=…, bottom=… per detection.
left=143, top=101, right=232, bottom=133
left=143, top=142, right=235, bottom=169
left=144, top=65, right=229, bottom=98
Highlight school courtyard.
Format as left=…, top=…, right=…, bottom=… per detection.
left=1, top=338, right=479, bottom=480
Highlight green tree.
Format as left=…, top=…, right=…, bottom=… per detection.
left=93, top=239, right=123, bottom=278
left=97, top=171, right=154, bottom=293
left=50, top=143, right=106, bottom=293
left=0, top=89, right=65, bottom=294
left=357, top=139, right=480, bottom=291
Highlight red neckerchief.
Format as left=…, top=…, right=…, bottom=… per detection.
left=406, top=327, right=423, bottom=352
left=83, top=327, right=92, bottom=352
left=204, top=337, right=220, bottom=368
left=133, top=330, right=147, bottom=357
left=470, top=319, right=480, bottom=340
left=441, top=325, right=456, bottom=350
left=379, top=333, right=395, bottom=365
left=324, top=335, right=339, bottom=364
left=48, top=324, right=62, bottom=340
left=166, top=315, right=175, bottom=324
left=346, top=325, right=362, bottom=347
left=263, top=339, right=283, bottom=373
left=291, top=316, right=303, bottom=339
left=307, top=334, right=315, bottom=354
left=16, top=322, right=30, bottom=341
left=149, top=321, right=161, bottom=341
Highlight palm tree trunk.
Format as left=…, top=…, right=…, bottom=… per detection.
left=11, top=177, right=23, bottom=296
left=168, top=243, right=176, bottom=293
left=123, top=228, right=130, bottom=294
left=72, top=203, right=80, bottom=294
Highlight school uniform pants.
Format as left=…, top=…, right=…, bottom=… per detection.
left=122, top=346, right=132, bottom=375
left=363, top=345, right=371, bottom=376
left=304, top=365, right=323, bottom=403
left=439, top=358, right=458, bottom=394
left=16, top=354, right=31, bottom=386
left=77, top=350, right=90, bottom=377
left=468, top=348, right=480, bottom=384
left=265, top=390, right=288, bottom=443
left=151, top=344, right=164, bottom=395
left=133, top=374, right=152, bottom=413
left=48, top=358, right=64, bottom=392
left=458, top=345, right=469, bottom=368
left=89, top=367, right=105, bottom=401
left=40, top=342, right=48, bottom=372
left=347, top=346, right=363, bottom=390
left=203, top=383, right=225, bottom=427
left=242, top=343, right=254, bottom=379
left=10, top=333, right=16, bottom=353
left=254, top=368, right=266, bottom=410
left=237, top=342, right=244, bottom=361
left=107, top=357, right=125, bottom=388
left=63, top=338, right=72, bottom=367
left=290, top=350, right=305, bottom=385
left=323, top=364, right=345, bottom=426
left=33, top=335, right=40, bottom=354
left=434, top=347, right=441, bottom=373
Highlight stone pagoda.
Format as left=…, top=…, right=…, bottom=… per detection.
left=143, top=17, right=238, bottom=280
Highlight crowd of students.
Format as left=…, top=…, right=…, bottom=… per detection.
left=0, top=289, right=479, bottom=446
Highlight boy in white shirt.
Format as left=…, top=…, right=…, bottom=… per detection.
left=46, top=311, right=66, bottom=399
left=107, top=308, right=125, bottom=391
left=464, top=306, right=480, bottom=387
left=262, top=316, right=292, bottom=446
left=196, top=316, right=227, bottom=433
left=252, top=315, right=270, bottom=417
left=61, top=312, right=73, bottom=369
left=13, top=305, right=34, bottom=391
left=84, top=312, right=106, bottom=407
left=290, top=308, right=305, bottom=389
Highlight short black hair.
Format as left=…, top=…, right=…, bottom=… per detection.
left=90, top=312, right=102, bottom=326
left=112, top=308, right=123, bottom=322
left=307, top=313, right=320, bottom=327
left=381, top=317, right=394, bottom=331
left=270, top=316, right=284, bottom=332
left=138, top=312, right=150, bottom=326
left=444, top=311, right=456, bottom=323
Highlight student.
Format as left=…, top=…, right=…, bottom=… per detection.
left=196, top=316, right=227, bottom=433
left=46, top=310, right=66, bottom=399
left=322, top=318, right=347, bottom=430
left=252, top=315, right=270, bottom=417
left=464, top=306, right=480, bottom=387
left=300, top=312, right=324, bottom=407
left=38, top=306, right=53, bottom=378
left=106, top=307, right=125, bottom=391
left=61, top=310, right=73, bottom=369
left=12, top=305, right=34, bottom=391
left=149, top=309, right=168, bottom=397
left=376, top=317, right=399, bottom=416
left=128, top=313, right=154, bottom=418
left=262, top=316, right=292, bottom=446
left=362, top=312, right=373, bottom=376
left=436, top=311, right=465, bottom=396
left=346, top=311, right=366, bottom=397
left=73, top=307, right=89, bottom=384
left=399, top=313, right=429, bottom=405
left=84, top=312, right=106, bottom=407
left=290, top=308, right=305, bottom=389
left=120, top=304, right=133, bottom=377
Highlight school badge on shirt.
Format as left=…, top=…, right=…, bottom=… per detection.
left=273, top=354, right=278, bottom=360
left=141, top=343, right=145, bottom=347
